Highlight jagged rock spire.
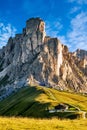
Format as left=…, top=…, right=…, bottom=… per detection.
left=0, top=17, right=87, bottom=100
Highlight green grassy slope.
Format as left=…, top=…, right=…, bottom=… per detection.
left=0, top=85, right=87, bottom=118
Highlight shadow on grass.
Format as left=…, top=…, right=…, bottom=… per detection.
left=0, top=86, right=80, bottom=119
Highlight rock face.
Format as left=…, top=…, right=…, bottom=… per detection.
left=75, top=49, right=87, bottom=60
left=73, top=49, right=87, bottom=75
left=0, top=17, right=87, bottom=99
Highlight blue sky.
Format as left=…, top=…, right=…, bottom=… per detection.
left=0, top=0, right=87, bottom=51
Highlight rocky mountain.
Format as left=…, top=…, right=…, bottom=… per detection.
left=75, top=49, right=87, bottom=60
left=73, top=49, right=87, bottom=75
left=0, top=17, right=87, bottom=99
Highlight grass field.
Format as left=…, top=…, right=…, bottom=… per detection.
left=0, top=117, right=87, bottom=130
left=0, top=85, right=87, bottom=119
left=0, top=85, right=87, bottom=129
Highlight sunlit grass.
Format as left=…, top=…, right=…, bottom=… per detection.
left=0, top=86, right=87, bottom=129
left=0, top=85, right=87, bottom=118
left=0, top=117, right=87, bottom=130
left=48, top=88, right=87, bottom=111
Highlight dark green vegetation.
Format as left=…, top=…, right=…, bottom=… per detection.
left=0, top=85, right=87, bottom=119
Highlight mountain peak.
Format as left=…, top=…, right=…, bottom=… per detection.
left=0, top=17, right=87, bottom=100
left=26, top=17, right=45, bottom=35
left=74, top=49, right=87, bottom=60
left=26, top=17, right=44, bottom=22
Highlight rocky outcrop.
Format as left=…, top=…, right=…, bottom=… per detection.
left=73, top=49, right=87, bottom=75
left=0, top=17, right=87, bottom=99
left=74, top=49, right=87, bottom=60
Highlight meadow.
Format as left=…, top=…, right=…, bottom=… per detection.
left=0, top=85, right=87, bottom=129
left=0, top=117, right=87, bottom=130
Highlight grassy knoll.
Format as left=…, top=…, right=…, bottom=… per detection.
left=0, top=85, right=87, bottom=119
left=0, top=117, right=87, bottom=130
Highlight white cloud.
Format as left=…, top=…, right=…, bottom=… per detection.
left=50, top=12, right=87, bottom=52
left=46, top=18, right=63, bottom=37
left=45, top=19, right=72, bottom=50
left=69, top=6, right=81, bottom=14
left=58, top=36, right=71, bottom=48
left=66, top=12, right=87, bottom=51
left=0, top=22, right=16, bottom=48
left=65, top=0, right=87, bottom=51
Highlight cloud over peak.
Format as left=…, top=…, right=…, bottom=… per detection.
left=0, top=22, right=16, bottom=48
left=67, top=12, right=87, bottom=50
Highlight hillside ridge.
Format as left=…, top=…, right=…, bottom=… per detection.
left=0, top=85, right=87, bottom=118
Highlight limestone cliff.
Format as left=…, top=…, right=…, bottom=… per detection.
left=73, top=49, right=87, bottom=75
left=0, top=17, right=87, bottom=99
